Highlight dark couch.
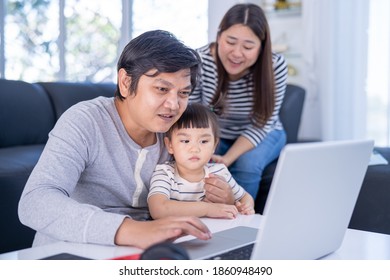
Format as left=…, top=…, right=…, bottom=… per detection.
left=0, top=79, right=305, bottom=254
left=255, top=84, right=305, bottom=214
left=0, top=79, right=116, bottom=254
left=349, top=147, right=390, bottom=235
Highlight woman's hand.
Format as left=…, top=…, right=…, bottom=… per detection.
left=210, top=154, right=228, bottom=165
left=114, top=216, right=211, bottom=249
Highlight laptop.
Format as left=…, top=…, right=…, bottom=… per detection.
left=177, top=139, right=374, bottom=260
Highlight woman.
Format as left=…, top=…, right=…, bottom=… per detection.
left=190, top=4, right=288, bottom=199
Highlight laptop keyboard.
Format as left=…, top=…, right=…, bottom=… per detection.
left=207, top=243, right=254, bottom=260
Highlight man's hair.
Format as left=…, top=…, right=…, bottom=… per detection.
left=115, top=30, right=201, bottom=100
left=165, top=103, right=220, bottom=141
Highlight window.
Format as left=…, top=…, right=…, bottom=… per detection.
left=64, top=0, right=122, bottom=82
left=0, top=0, right=208, bottom=82
left=5, top=1, right=60, bottom=81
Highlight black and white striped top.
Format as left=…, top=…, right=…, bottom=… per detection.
left=190, top=44, right=288, bottom=146
left=148, top=162, right=246, bottom=202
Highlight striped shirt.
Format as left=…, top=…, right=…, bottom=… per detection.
left=190, top=44, right=288, bottom=146
left=148, top=162, right=246, bottom=202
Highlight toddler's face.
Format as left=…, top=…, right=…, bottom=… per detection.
left=165, top=126, right=217, bottom=172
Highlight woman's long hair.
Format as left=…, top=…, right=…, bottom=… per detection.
left=213, top=4, right=275, bottom=127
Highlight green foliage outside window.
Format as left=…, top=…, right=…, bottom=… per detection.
left=5, top=0, right=120, bottom=82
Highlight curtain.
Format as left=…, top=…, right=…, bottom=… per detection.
left=302, top=0, right=369, bottom=141
left=366, top=0, right=390, bottom=146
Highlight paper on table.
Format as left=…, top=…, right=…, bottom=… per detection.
left=369, top=150, right=389, bottom=166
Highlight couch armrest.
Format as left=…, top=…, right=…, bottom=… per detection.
left=255, top=84, right=305, bottom=214
left=280, top=84, right=305, bottom=143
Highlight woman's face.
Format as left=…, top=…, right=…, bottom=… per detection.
left=217, top=24, right=261, bottom=81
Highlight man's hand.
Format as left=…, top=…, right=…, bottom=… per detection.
left=203, top=173, right=235, bottom=204
left=115, top=216, right=211, bottom=249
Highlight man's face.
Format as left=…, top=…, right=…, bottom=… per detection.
left=118, top=68, right=192, bottom=137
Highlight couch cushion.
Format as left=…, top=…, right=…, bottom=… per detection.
left=349, top=147, right=390, bottom=234
left=0, top=79, right=56, bottom=148
left=0, top=173, right=37, bottom=253
left=0, top=144, right=45, bottom=177
left=38, top=82, right=116, bottom=119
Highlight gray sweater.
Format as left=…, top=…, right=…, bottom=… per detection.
left=18, top=97, right=169, bottom=246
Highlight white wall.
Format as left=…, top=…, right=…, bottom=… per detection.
left=208, top=0, right=239, bottom=42
left=264, top=12, right=320, bottom=141
left=208, top=0, right=264, bottom=42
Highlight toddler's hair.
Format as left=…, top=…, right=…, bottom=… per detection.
left=165, top=103, right=219, bottom=141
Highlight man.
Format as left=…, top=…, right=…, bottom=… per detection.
left=19, top=30, right=234, bottom=249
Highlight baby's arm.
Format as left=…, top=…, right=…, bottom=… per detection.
left=148, top=194, right=238, bottom=219
left=235, top=193, right=255, bottom=215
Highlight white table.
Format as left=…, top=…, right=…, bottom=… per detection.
left=1, top=214, right=390, bottom=260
